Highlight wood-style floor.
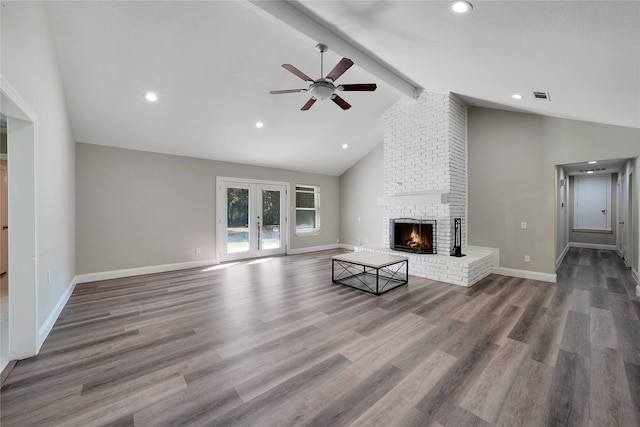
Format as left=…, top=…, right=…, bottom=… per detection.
left=2, top=248, right=640, bottom=426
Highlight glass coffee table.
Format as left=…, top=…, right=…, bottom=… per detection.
left=332, top=252, right=408, bottom=295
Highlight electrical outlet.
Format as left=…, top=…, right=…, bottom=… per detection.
left=521, top=222, right=527, bottom=229
left=195, top=247, right=201, bottom=254
left=524, top=255, right=531, bottom=263
left=47, top=269, right=52, bottom=284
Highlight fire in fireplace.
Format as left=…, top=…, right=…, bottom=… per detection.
left=390, top=218, right=436, bottom=254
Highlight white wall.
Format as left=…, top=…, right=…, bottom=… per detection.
left=1, top=1, right=76, bottom=354
left=76, top=143, right=340, bottom=275
left=339, top=143, right=384, bottom=247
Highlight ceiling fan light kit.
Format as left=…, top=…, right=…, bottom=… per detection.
left=270, top=43, right=377, bottom=111
left=309, top=80, right=335, bottom=100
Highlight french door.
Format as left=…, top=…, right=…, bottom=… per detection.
left=218, top=178, right=287, bottom=261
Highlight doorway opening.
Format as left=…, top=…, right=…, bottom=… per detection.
left=556, top=158, right=636, bottom=272
left=1, top=76, right=38, bottom=371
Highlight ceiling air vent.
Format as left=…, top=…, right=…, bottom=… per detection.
left=533, top=91, right=550, bottom=101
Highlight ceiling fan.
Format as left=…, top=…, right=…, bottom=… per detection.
left=270, top=44, right=377, bottom=111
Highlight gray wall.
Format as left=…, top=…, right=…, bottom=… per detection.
left=339, top=106, right=640, bottom=277
left=339, top=143, right=384, bottom=247
left=468, top=109, right=555, bottom=273
left=76, top=143, right=340, bottom=274
left=468, top=107, right=640, bottom=274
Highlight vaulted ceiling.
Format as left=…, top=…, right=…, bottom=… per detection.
left=48, top=1, right=640, bottom=176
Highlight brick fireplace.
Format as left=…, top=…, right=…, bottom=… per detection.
left=382, top=91, right=466, bottom=253
left=356, top=91, right=492, bottom=287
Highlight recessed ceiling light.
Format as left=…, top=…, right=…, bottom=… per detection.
left=342, top=144, right=349, bottom=149
left=145, top=92, right=158, bottom=102
left=588, top=160, right=597, bottom=164
left=512, top=94, right=523, bottom=100
left=255, top=121, right=264, bottom=129
left=451, top=1, right=472, bottom=13
left=587, top=171, right=594, bottom=174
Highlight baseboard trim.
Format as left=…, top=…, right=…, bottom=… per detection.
left=556, top=244, right=570, bottom=270
left=38, top=276, right=77, bottom=350
left=75, top=259, right=219, bottom=284
left=492, top=267, right=557, bottom=283
left=287, top=244, right=341, bottom=255
left=1, top=360, right=17, bottom=385
left=569, top=242, right=617, bottom=251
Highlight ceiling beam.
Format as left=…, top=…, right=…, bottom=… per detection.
left=246, top=0, right=420, bottom=99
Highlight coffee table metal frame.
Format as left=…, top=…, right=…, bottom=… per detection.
left=331, top=252, right=408, bottom=295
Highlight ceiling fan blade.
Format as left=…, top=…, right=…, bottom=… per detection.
left=331, top=95, right=351, bottom=110
left=282, top=64, right=314, bottom=82
left=326, top=58, right=354, bottom=81
left=338, top=83, right=377, bottom=92
left=269, top=89, right=306, bottom=94
left=301, top=98, right=316, bottom=111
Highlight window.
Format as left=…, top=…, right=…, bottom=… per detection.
left=296, top=185, right=320, bottom=234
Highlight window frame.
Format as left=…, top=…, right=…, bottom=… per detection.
left=295, top=184, right=320, bottom=235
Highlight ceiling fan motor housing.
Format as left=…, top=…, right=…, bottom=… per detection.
left=309, top=79, right=335, bottom=100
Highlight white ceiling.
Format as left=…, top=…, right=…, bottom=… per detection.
left=49, top=1, right=640, bottom=176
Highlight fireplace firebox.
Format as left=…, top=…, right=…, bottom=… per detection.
left=390, top=218, right=436, bottom=254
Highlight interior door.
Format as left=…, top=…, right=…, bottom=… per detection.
left=618, top=174, right=627, bottom=260
left=0, top=159, right=7, bottom=371
left=621, top=173, right=632, bottom=267
left=627, top=174, right=633, bottom=267
left=574, top=175, right=610, bottom=230
left=219, top=180, right=286, bottom=262
left=1, top=160, right=6, bottom=276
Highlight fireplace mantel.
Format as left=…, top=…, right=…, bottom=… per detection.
left=378, top=193, right=448, bottom=206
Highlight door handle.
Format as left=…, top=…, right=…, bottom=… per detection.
left=257, top=221, right=261, bottom=250
left=601, top=210, right=606, bottom=215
